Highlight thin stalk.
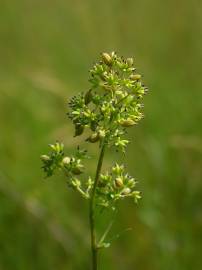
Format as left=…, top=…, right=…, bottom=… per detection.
left=98, top=220, right=114, bottom=247
left=89, top=141, right=106, bottom=270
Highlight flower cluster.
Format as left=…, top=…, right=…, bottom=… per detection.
left=41, top=143, right=92, bottom=198
left=97, top=163, right=141, bottom=208
left=41, top=142, right=65, bottom=177
left=41, top=52, right=148, bottom=208
left=67, top=52, right=148, bottom=152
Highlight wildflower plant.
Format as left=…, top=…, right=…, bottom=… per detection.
left=41, top=52, right=148, bottom=269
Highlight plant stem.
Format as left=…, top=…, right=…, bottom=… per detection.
left=89, top=142, right=106, bottom=270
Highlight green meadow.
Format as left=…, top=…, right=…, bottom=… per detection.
left=0, top=0, right=202, bottom=269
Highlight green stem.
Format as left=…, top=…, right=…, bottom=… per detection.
left=89, top=141, right=106, bottom=270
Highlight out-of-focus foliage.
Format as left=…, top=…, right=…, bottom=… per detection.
left=0, top=0, right=202, bottom=270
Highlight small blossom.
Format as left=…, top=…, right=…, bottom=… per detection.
left=41, top=51, right=147, bottom=207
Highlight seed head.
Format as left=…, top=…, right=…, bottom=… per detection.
left=74, top=124, right=84, bottom=137
left=72, top=164, right=84, bottom=175
left=62, top=156, right=71, bottom=165
left=102, top=52, right=112, bottom=66
left=87, top=132, right=100, bottom=143
left=115, top=177, right=123, bottom=188
left=119, top=119, right=136, bottom=127
left=40, top=155, right=50, bottom=161
left=126, top=58, right=133, bottom=66
left=130, top=74, right=141, bottom=80
left=122, top=188, right=131, bottom=195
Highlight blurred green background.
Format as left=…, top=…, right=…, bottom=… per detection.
left=0, top=0, right=202, bottom=269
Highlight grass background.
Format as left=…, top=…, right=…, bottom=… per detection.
left=0, top=0, right=202, bottom=269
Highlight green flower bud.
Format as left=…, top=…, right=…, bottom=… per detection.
left=62, top=156, right=71, bottom=165
left=40, top=155, right=50, bottom=161
left=122, top=187, right=131, bottom=195
left=49, top=142, right=64, bottom=153
left=101, top=83, right=112, bottom=91
left=74, top=124, right=84, bottom=137
left=137, top=87, right=145, bottom=96
left=127, top=178, right=135, bottom=188
left=100, top=173, right=111, bottom=182
left=119, top=119, right=136, bottom=127
left=132, top=191, right=141, bottom=202
left=136, top=81, right=142, bottom=88
left=115, top=90, right=124, bottom=97
left=126, top=58, right=133, bottom=66
left=130, top=74, right=141, bottom=80
left=125, top=95, right=134, bottom=104
left=115, top=177, right=123, bottom=188
left=112, top=163, right=124, bottom=174
left=102, top=52, right=112, bottom=66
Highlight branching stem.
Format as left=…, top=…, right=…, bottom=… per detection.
left=89, top=141, right=106, bottom=270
